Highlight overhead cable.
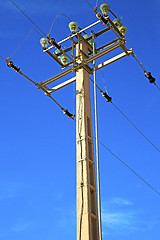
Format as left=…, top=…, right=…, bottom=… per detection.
left=83, top=0, right=94, bottom=10
left=154, top=83, right=160, bottom=91
left=0, top=56, right=5, bottom=60
left=98, top=138, right=160, bottom=197
left=10, top=29, right=34, bottom=59
left=9, top=0, right=46, bottom=37
left=89, top=78, right=160, bottom=154
left=111, top=102, right=160, bottom=154
left=49, top=14, right=72, bottom=36
left=96, top=0, right=99, bottom=8
left=4, top=58, right=74, bottom=119
left=126, top=37, right=158, bottom=88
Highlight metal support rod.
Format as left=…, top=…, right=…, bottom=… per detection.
left=47, top=76, right=76, bottom=93
left=45, top=20, right=102, bottom=52
left=95, top=49, right=133, bottom=71
left=84, top=43, right=120, bottom=65
left=92, top=32, right=102, bottom=240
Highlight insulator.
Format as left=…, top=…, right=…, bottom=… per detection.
left=40, top=37, right=49, bottom=49
left=118, top=26, right=128, bottom=36
left=100, top=3, right=110, bottom=17
left=59, top=54, right=69, bottom=65
left=63, top=109, right=74, bottom=118
left=83, top=34, right=92, bottom=45
left=145, top=72, right=155, bottom=84
left=54, top=49, right=62, bottom=59
left=113, top=18, right=123, bottom=27
left=69, top=22, right=79, bottom=33
left=101, top=91, right=112, bottom=102
left=7, top=61, right=20, bottom=72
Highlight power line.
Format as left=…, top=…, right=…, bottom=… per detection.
left=83, top=0, right=95, bottom=10
left=2, top=57, right=75, bottom=116
left=74, top=105, right=160, bottom=197
left=98, top=138, right=160, bottom=197
left=111, top=102, right=160, bottom=154
left=9, top=27, right=43, bottom=59
left=49, top=14, right=72, bottom=36
left=10, top=29, right=34, bottom=59
left=89, top=78, right=160, bottom=154
left=96, top=0, right=99, bottom=8
left=101, top=64, right=108, bottom=94
left=9, top=0, right=46, bottom=37
left=154, top=83, right=160, bottom=91
left=109, top=9, right=117, bottom=19
left=0, top=56, right=5, bottom=60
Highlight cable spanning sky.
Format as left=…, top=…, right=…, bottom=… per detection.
left=0, top=1, right=160, bottom=240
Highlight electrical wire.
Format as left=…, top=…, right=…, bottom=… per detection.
left=10, top=29, right=34, bottom=59
left=18, top=72, right=65, bottom=111
left=111, top=102, right=160, bottom=154
left=89, top=78, right=160, bottom=154
left=9, top=27, right=43, bottom=59
left=97, top=138, right=160, bottom=197
left=126, top=37, right=160, bottom=92
left=101, top=63, right=108, bottom=94
left=73, top=91, right=160, bottom=197
left=83, top=0, right=95, bottom=10
left=96, top=0, right=99, bottom=8
left=132, top=52, right=147, bottom=72
left=49, top=14, right=72, bottom=36
left=73, top=94, right=160, bottom=197
left=9, top=0, right=46, bottom=37
left=125, top=37, right=147, bottom=72
left=154, top=83, right=160, bottom=91
left=109, top=9, right=117, bottom=19
left=0, top=56, right=5, bottom=60
left=2, top=56, right=67, bottom=112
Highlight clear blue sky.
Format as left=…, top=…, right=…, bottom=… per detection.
left=0, top=0, right=160, bottom=240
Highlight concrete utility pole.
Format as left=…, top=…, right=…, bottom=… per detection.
left=76, top=39, right=99, bottom=240
left=11, top=12, right=133, bottom=240
left=5, top=2, right=157, bottom=240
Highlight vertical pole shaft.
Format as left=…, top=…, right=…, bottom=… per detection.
left=92, top=33, right=102, bottom=240
left=76, top=36, right=99, bottom=240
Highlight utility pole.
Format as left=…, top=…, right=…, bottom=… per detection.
left=6, top=4, right=134, bottom=239
left=76, top=38, right=99, bottom=240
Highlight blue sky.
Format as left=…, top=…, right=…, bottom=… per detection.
left=0, top=0, right=160, bottom=240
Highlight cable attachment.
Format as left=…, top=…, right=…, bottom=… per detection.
left=47, top=34, right=61, bottom=50
left=63, top=109, right=75, bottom=120
left=7, top=60, right=20, bottom=72
left=96, top=12, right=108, bottom=25
left=101, top=90, right=112, bottom=102
left=94, top=7, right=98, bottom=14
left=145, top=71, right=155, bottom=84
